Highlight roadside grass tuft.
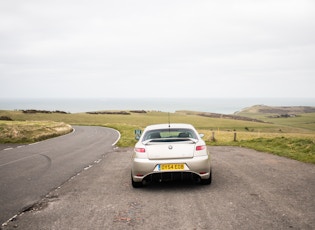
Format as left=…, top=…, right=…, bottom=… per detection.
left=237, top=137, right=315, bottom=164
left=202, top=130, right=315, bottom=164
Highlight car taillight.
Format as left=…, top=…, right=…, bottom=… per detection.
left=196, top=145, right=206, bottom=151
left=135, top=147, right=146, bottom=153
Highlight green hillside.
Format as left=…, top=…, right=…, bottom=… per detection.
left=0, top=108, right=314, bottom=163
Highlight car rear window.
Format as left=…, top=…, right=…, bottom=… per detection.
left=143, top=128, right=197, bottom=141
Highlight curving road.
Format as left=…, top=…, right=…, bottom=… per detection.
left=0, top=126, right=120, bottom=224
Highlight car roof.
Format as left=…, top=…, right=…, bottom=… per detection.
left=144, top=123, right=195, bottom=131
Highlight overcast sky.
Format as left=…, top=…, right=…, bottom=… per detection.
left=1, top=0, right=314, bottom=99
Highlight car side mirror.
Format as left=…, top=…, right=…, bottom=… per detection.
left=135, top=129, right=142, bottom=140
left=199, top=133, right=205, bottom=138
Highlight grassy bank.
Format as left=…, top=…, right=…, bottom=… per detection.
left=0, top=110, right=314, bottom=164
left=0, top=120, right=73, bottom=143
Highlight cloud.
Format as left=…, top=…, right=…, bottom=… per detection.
left=0, top=0, right=314, bottom=98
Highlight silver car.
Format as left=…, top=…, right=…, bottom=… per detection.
left=131, top=123, right=212, bottom=187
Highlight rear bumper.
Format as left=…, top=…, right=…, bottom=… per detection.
left=131, top=156, right=211, bottom=182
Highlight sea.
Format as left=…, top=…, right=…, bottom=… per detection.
left=0, top=98, right=314, bottom=114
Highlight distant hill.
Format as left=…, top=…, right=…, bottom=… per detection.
left=236, top=105, right=315, bottom=116
left=178, top=106, right=315, bottom=123
left=177, top=110, right=266, bottom=123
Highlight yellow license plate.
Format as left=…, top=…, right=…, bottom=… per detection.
left=160, top=164, right=184, bottom=171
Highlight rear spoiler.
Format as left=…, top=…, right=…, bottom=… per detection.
left=142, top=138, right=198, bottom=145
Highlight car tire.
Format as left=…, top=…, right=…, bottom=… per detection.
left=131, top=174, right=143, bottom=188
left=201, top=169, right=212, bottom=185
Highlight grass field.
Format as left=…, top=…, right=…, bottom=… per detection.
left=0, top=109, right=314, bottom=164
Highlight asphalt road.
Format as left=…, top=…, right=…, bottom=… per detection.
left=0, top=126, right=120, bottom=225
left=2, top=146, right=314, bottom=230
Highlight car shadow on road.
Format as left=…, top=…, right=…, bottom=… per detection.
left=141, top=182, right=207, bottom=191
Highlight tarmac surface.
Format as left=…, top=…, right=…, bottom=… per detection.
left=2, top=146, right=315, bottom=230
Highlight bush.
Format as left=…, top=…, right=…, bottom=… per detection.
left=0, top=116, right=13, bottom=121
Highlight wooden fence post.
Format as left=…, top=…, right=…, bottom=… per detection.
left=211, top=131, right=216, bottom=142
left=234, top=132, right=237, bottom=142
